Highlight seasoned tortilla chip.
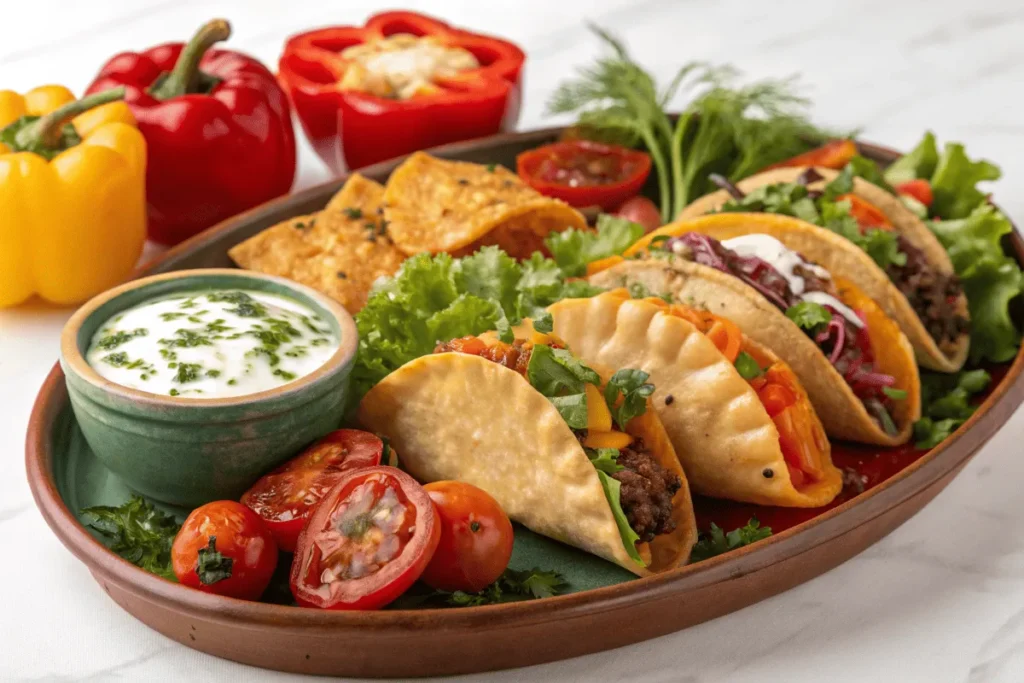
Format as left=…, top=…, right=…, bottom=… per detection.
left=383, top=152, right=587, bottom=258
left=548, top=292, right=841, bottom=507
left=358, top=352, right=696, bottom=574
left=677, top=168, right=970, bottom=372
left=229, top=174, right=405, bottom=313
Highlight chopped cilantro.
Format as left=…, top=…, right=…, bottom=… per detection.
left=603, top=368, right=654, bottom=430
left=174, top=363, right=203, bottom=384
left=785, top=301, right=832, bottom=333
left=80, top=496, right=180, bottom=581
left=690, top=518, right=772, bottom=562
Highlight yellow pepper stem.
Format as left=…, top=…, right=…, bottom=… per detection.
left=15, top=87, right=126, bottom=150
left=150, top=19, right=232, bottom=99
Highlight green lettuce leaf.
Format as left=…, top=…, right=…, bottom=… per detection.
left=930, top=143, right=1001, bottom=220
left=544, top=214, right=644, bottom=276
left=929, top=205, right=1023, bottom=362
left=913, top=369, right=992, bottom=448
left=785, top=301, right=832, bottom=333
left=587, top=447, right=624, bottom=474
left=597, top=470, right=645, bottom=566
left=845, top=154, right=894, bottom=192
left=352, top=248, right=606, bottom=406
left=884, top=131, right=938, bottom=186
left=603, top=368, right=654, bottom=430
left=526, top=344, right=600, bottom=429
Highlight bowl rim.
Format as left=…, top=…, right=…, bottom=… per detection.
left=59, top=268, right=358, bottom=409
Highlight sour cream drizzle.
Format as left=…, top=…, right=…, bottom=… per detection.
left=720, top=235, right=864, bottom=328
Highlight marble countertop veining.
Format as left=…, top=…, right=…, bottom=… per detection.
left=2, top=1, right=1024, bottom=681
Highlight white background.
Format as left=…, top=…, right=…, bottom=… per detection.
left=2, top=1, right=1024, bottom=681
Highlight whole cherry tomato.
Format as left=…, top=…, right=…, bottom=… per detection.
left=171, top=501, right=278, bottom=600
left=290, top=466, right=440, bottom=610
left=241, top=430, right=384, bottom=552
left=614, top=195, right=662, bottom=233
left=420, top=481, right=514, bottom=593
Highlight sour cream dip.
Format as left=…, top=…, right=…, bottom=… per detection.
left=85, top=289, right=339, bottom=398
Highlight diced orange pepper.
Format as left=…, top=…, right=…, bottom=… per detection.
left=585, top=383, right=613, bottom=432
left=766, top=139, right=857, bottom=171
left=583, top=430, right=633, bottom=450
left=836, top=194, right=892, bottom=230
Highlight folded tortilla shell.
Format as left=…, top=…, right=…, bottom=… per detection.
left=547, top=292, right=840, bottom=507
left=590, top=259, right=921, bottom=446
left=383, top=152, right=587, bottom=258
left=358, top=352, right=696, bottom=574
left=676, top=168, right=969, bottom=372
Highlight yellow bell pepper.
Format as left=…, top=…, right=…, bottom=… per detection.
left=0, top=85, right=146, bottom=307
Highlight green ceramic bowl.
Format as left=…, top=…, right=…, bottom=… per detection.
left=59, top=269, right=358, bottom=507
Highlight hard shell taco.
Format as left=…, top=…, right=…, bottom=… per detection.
left=590, top=218, right=922, bottom=447
left=677, top=166, right=970, bottom=372
left=358, top=331, right=697, bottom=574
left=547, top=290, right=840, bottom=507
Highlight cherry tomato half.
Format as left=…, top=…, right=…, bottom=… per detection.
left=895, top=179, right=934, bottom=208
left=614, top=195, right=662, bottom=233
left=420, top=481, right=514, bottom=593
left=241, top=430, right=384, bottom=552
left=290, top=466, right=440, bottom=610
left=171, top=501, right=278, bottom=600
left=517, top=140, right=652, bottom=210
left=836, top=194, right=893, bottom=230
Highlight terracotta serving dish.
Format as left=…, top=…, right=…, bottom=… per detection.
left=26, top=128, right=1024, bottom=677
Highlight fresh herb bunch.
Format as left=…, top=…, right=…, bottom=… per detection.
left=81, top=496, right=181, bottom=580
left=690, top=518, right=772, bottom=562
left=549, top=25, right=835, bottom=221
left=398, top=568, right=569, bottom=608
left=913, top=369, right=991, bottom=448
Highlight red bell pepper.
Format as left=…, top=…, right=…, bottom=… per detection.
left=86, top=19, right=296, bottom=246
left=766, top=139, right=858, bottom=171
left=279, top=11, right=525, bottom=173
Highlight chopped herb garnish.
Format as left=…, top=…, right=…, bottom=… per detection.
left=159, top=312, right=186, bottom=322
left=96, top=328, right=148, bottom=350
left=486, top=163, right=496, bottom=172
left=174, top=363, right=203, bottom=384
left=690, top=518, right=772, bottom=562
left=103, top=352, right=130, bottom=367
left=273, top=368, right=297, bottom=381
left=169, top=389, right=180, bottom=397
left=80, top=496, right=180, bottom=581
left=159, top=329, right=212, bottom=348
left=883, top=386, right=908, bottom=400
left=206, top=369, right=221, bottom=378
left=343, top=207, right=363, bottom=219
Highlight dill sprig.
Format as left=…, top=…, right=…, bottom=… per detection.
left=548, top=26, right=841, bottom=219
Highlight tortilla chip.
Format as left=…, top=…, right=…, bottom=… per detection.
left=229, top=174, right=406, bottom=313
left=382, top=152, right=588, bottom=258
left=548, top=292, right=840, bottom=507
left=590, top=259, right=920, bottom=447
left=358, top=351, right=696, bottom=574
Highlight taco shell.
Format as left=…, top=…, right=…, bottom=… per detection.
left=383, top=152, right=588, bottom=258
left=590, top=258, right=921, bottom=446
left=677, top=168, right=969, bottom=372
left=358, top=352, right=696, bottom=574
left=548, top=292, right=841, bottom=507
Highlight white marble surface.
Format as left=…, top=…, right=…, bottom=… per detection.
left=2, top=0, right=1024, bottom=681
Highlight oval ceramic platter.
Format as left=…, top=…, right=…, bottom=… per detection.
left=27, top=128, right=1024, bottom=678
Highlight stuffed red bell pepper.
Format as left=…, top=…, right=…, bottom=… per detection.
left=86, top=19, right=297, bottom=246
left=278, top=11, right=525, bottom=173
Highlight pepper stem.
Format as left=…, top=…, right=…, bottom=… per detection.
left=149, top=19, right=231, bottom=100
left=15, top=87, right=127, bottom=150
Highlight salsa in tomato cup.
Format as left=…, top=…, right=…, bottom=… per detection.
left=516, top=140, right=652, bottom=210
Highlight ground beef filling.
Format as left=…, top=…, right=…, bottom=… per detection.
left=609, top=438, right=681, bottom=543
left=434, top=337, right=549, bottom=376
left=886, top=236, right=969, bottom=351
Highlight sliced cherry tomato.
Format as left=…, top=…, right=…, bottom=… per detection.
left=420, top=481, right=514, bottom=593
left=614, top=195, right=662, bottom=233
left=895, top=179, right=934, bottom=208
left=241, top=430, right=384, bottom=552
left=171, top=501, right=278, bottom=600
left=517, top=140, right=652, bottom=210
left=766, top=139, right=857, bottom=171
left=836, top=194, right=893, bottom=230
left=290, top=466, right=440, bottom=610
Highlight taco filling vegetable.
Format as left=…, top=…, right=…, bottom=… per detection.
left=434, top=335, right=681, bottom=548
left=663, top=232, right=902, bottom=434
left=713, top=169, right=969, bottom=353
